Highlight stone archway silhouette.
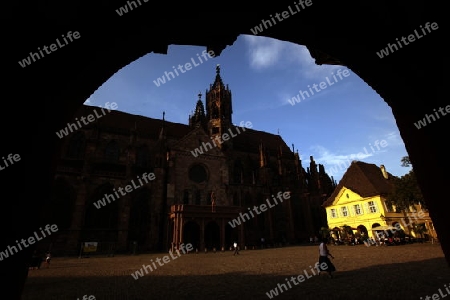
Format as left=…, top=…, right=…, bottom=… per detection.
left=3, top=3, right=445, bottom=298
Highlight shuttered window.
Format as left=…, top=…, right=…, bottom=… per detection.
left=368, top=201, right=377, bottom=213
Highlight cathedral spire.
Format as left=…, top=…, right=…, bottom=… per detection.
left=189, top=93, right=205, bottom=128
left=205, top=65, right=232, bottom=149
left=211, top=64, right=225, bottom=90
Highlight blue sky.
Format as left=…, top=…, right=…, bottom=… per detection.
left=84, top=34, right=410, bottom=182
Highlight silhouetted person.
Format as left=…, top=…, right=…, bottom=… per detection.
left=233, top=242, right=239, bottom=255
left=318, top=238, right=335, bottom=278
left=45, top=251, right=52, bottom=268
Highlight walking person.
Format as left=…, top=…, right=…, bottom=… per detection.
left=318, top=238, right=336, bottom=278
left=45, top=251, right=52, bottom=268
left=233, top=242, right=239, bottom=255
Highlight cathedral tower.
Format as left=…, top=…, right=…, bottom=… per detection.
left=205, top=64, right=232, bottom=149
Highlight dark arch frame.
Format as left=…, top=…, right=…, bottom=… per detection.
left=2, top=3, right=446, bottom=297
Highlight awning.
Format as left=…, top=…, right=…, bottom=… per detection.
left=371, top=225, right=397, bottom=231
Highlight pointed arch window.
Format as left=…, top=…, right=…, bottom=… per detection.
left=67, top=132, right=86, bottom=159
left=211, top=102, right=219, bottom=119
left=85, top=183, right=118, bottom=229
left=195, top=190, right=201, bottom=205
left=105, top=140, right=119, bottom=163
left=233, top=159, right=243, bottom=184
left=136, top=145, right=150, bottom=167
left=183, top=190, right=190, bottom=205
left=233, top=192, right=239, bottom=206
left=243, top=193, right=252, bottom=207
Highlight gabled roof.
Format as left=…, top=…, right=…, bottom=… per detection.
left=323, top=161, right=394, bottom=207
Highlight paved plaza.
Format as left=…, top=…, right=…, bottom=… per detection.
left=22, top=243, right=450, bottom=300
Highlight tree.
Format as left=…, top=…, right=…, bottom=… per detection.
left=400, top=156, right=411, bottom=167
left=319, top=227, right=331, bottom=240
left=412, top=223, right=428, bottom=242
left=340, top=225, right=354, bottom=244
left=385, top=156, right=426, bottom=212
left=386, top=156, right=427, bottom=236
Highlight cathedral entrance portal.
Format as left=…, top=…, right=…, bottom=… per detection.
left=204, top=221, right=220, bottom=250
left=183, top=221, right=200, bottom=250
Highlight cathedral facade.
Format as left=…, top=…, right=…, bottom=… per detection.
left=43, top=66, right=336, bottom=255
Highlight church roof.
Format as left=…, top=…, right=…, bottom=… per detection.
left=322, top=161, right=394, bottom=207
left=233, top=127, right=293, bottom=158
left=75, top=105, right=294, bottom=157
left=74, top=105, right=191, bottom=139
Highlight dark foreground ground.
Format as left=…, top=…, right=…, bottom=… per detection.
left=21, top=243, right=450, bottom=300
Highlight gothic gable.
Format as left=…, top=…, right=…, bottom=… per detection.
left=172, top=126, right=225, bottom=157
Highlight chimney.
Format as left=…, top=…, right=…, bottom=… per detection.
left=380, top=165, right=388, bottom=179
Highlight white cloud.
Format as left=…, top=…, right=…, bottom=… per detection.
left=307, top=133, right=396, bottom=178
left=384, top=131, right=404, bottom=147
left=241, top=35, right=351, bottom=111
left=309, top=145, right=373, bottom=168
left=242, top=35, right=285, bottom=70
left=241, top=35, right=343, bottom=79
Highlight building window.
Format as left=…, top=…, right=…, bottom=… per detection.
left=341, top=206, right=348, bottom=217
left=233, top=159, right=243, bottom=184
left=354, top=204, right=362, bottom=215
left=233, top=193, right=239, bottom=206
left=368, top=201, right=377, bottom=213
left=136, top=145, right=149, bottom=167
left=195, top=190, right=201, bottom=205
left=183, top=190, right=189, bottom=205
left=67, top=132, right=85, bottom=159
left=330, top=209, right=337, bottom=218
left=105, top=140, right=120, bottom=163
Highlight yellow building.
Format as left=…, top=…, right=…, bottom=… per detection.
left=322, top=161, right=437, bottom=242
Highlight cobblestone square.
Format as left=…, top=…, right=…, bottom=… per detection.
left=22, top=243, right=450, bottom=300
